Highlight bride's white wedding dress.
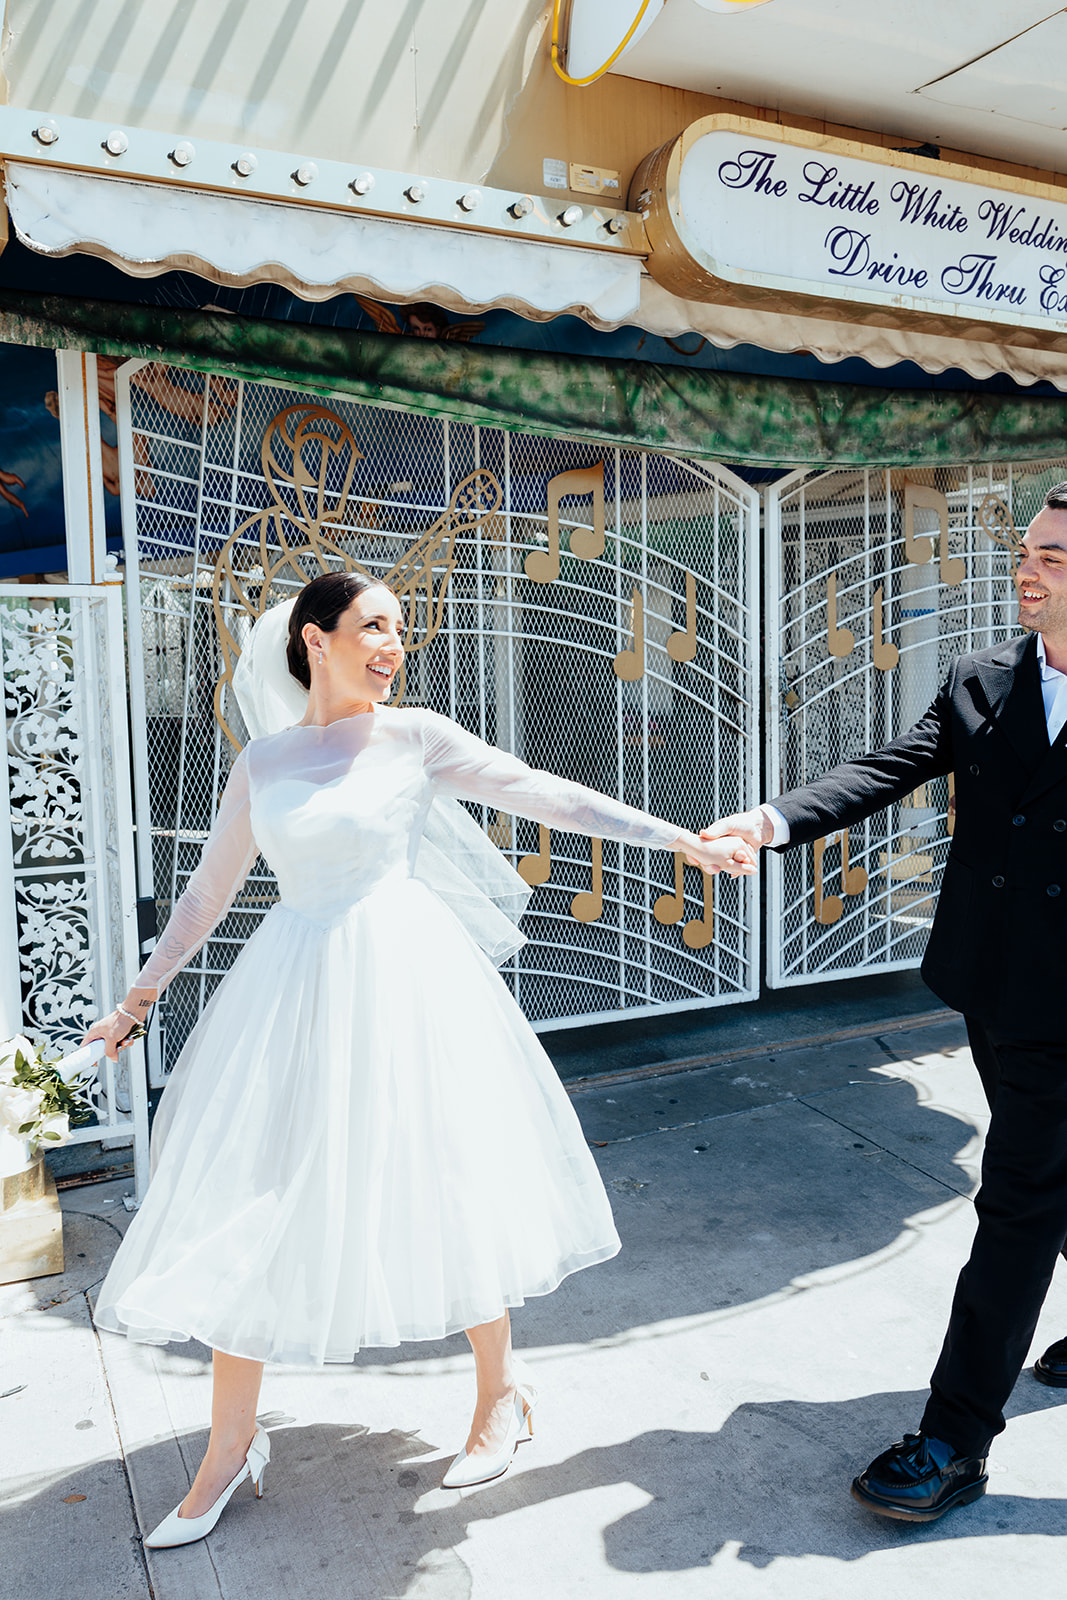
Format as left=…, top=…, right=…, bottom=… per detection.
left=95, top=706, right=680, bottom=1365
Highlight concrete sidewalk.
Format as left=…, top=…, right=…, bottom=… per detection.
left=3, top=1014, right=1067, bottom=1600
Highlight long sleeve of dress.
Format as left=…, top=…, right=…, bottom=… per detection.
left=133, top=752, right=259, bottom=993
left=420, top=711, right=682, bottom=849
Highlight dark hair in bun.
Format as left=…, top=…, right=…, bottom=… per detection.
left=286, top=571, right=387, bottom=690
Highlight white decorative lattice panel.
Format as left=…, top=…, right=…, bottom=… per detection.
left=0, top=585, right=146, bottom=1173
left=765, top=462, right=1064, bottom=987
left=117, top=369, right=761, bottom=1076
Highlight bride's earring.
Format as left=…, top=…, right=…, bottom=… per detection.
left=317, top=649, right=324, bottom=667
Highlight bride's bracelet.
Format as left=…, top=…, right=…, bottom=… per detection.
left=116, top=1004, right=143, bottom=1025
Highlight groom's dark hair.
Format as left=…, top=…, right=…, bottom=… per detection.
left=287, top=570, right=393, bottom=689
left=1045, top=482, right=1067, bottom=511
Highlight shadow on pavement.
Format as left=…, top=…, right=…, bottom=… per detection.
left=7, top=1383, right=1066, bottom=1600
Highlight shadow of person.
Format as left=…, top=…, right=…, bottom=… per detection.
left=7, top=1378, right=1066, bottom=1600
left=474, top=1386, right=1067, bottom=1572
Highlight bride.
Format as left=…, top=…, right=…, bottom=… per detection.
left=86, top=571, right=754, bottom=1548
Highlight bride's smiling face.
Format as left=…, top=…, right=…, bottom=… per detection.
left=304, top=585, right=405, bottom=702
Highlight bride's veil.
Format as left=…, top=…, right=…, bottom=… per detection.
left=231, top=598, right=530, bottom=966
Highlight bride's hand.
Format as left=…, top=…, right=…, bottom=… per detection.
left=672, top=832, right=758, bottom=878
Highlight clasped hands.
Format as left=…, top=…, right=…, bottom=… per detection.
left=675, top=805, right=772, bottom=878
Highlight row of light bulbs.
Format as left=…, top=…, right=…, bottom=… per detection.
left=31, top=119, right=623, bottom=232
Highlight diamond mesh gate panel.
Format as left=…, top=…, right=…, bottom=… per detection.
left=121, top=369, right=760, bottom=1079
left=765, top=462, right=1064, bottom=987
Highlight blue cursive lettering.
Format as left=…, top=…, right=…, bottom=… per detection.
left=889, top=180, right=968, bottom=233
left=940, top=252, right=1026, bottom=304
left=823, top=227, right=928, bottom=287
left=716, top=149, right=788, bottom=197
left=800, top=161, right=879, bottom=215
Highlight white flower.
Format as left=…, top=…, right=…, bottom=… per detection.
left=37, top=1112, right=70, bottom=1146
left=0, top=1084, right=44, bottom=1136
left=0, top=1034, right=35, bottom=1082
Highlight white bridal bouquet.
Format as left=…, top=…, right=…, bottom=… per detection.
left=0, top=1034, right=95, bottom=1163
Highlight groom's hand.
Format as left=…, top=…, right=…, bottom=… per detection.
left=701, top=807, right=773, bottom=852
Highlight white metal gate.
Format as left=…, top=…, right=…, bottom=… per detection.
left=117, top=367, right=761, bottom=1080
left=765, top=460, right=1065, bottom=987
left=0, top=585, right=148, bottom=1189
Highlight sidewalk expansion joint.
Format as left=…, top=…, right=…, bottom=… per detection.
left=86, top=1288, right=157, bottom=1600
left=795, top=1094, right=972, bottom=1199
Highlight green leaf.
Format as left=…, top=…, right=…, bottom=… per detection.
left=41, top=1131, right=61, bottom=1140
left=17, top=1121, right=35, bottom=1134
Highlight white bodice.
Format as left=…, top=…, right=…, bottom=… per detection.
left=136, top=706, right=681, bottom=992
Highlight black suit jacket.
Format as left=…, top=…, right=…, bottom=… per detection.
left=771, top=632, right=1067, bottom=1039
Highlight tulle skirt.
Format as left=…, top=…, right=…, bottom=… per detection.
left=94, top=880, right=620, bottom=1364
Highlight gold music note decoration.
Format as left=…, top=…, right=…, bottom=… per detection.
left=653, top=854, right=715, bottom=948
left=654, top=853, right=686, bottom=926
left=518, top=824, right=552, bottom=887
left=525, top=460, right=605, bottom=583
left=903, top=479, right=965, bottom=586
left=571, top=838, right=604, bottom=922
left=977, top=494, right=1023, bottom=572
left=826, top=572, right=855, bottom=659
left=667, top=570, right=698, bottom=664
left=814, top=828, right=868, bottom=925
left=614, top=587, right=645, bottom=681
left=872, top=585, right=899, bottom=671
left=487, top=810, right=512, bottom=850
left=211, top=403, right=502, bottom=749
left=683, top=871, right=715, bottom=950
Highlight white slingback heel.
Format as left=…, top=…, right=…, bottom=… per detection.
left=442, top=1367, right=538, bottom=1489
left=144, top=1425, right=271, bottom=1549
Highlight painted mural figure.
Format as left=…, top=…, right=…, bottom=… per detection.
left=82, top=571, right=755, bottom=1549
left=707, top=481, right=1067, bottom=1523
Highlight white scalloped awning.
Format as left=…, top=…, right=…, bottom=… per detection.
left=4, top=163, right=643, bottom=325
left=8, top=159, right=1067, bottom=392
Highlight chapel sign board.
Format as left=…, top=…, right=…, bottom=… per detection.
left=632, top=116, right=1067, bottom=347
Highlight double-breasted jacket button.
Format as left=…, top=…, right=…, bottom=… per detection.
left=969, top=763, right=980, bottom=776
left=1049, top=884, right=1062, bottom=898
left=992, top=874, right=1005, bottom=887
left=1012, top=814, right=1026, bottom=826
left=1056, top=820, right=1067, bottom=833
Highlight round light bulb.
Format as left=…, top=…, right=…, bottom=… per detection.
left=104, top=130, right=128, bottom=156
left=405, top=183, right=426, bottom=204
left=34, top=120, right=59, bottom=146
left=294, top=162, right=318, bottom=186
left=604, top=213, right=626, bottom=235
left=459, top=189, right=482, bottom=212
left=350, top=172, right=375, bottom=196
left=170, top=140, right=195, bottom=167
left=234, top=153, right=258, bottom=177
left=509, top=196, right=534, bottom=219
left=560, top=204, right=584, bottom=227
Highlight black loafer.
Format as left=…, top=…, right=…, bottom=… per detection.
left=1035, top=1336, right=1067, bottom=1387
left=851, top=1432, right=988, bottom=1523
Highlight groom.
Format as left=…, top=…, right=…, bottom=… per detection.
left=706, top=481, right=1067, bottom=1522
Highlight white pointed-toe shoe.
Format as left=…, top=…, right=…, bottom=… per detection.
left=144, top=1425, right=271, bottom=1549
left=442, top=1368, right=538, bottom=1489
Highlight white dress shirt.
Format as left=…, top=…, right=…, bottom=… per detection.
left=761, top=633, right=1067, bottom=848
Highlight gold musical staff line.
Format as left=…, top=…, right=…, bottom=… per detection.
left=525, top=460, right=605, bottom=584
left=667, top=570, right=698, bottom=664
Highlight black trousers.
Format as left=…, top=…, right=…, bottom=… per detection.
left=920, top=1019, right=1067, bottom=1457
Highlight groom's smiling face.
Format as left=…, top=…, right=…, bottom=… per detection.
left=1016, top=508, right=1067, bottom=644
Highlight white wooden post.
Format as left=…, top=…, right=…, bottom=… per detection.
left=55, top=350, right=109, bottom=584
